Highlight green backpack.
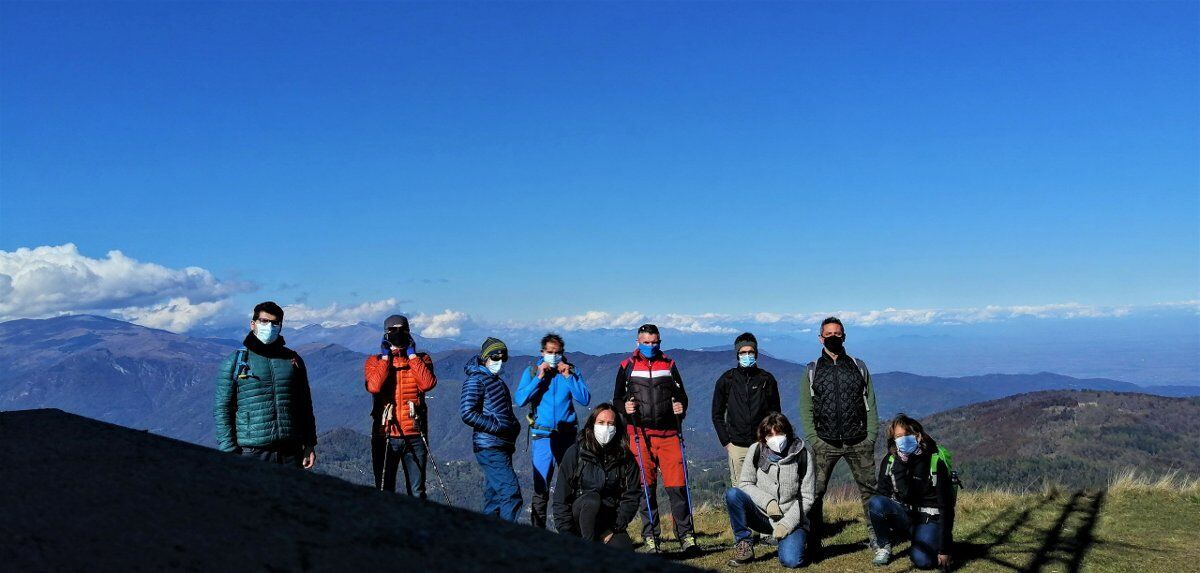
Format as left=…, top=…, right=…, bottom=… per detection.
left=886, top=445, right=963, bottom=489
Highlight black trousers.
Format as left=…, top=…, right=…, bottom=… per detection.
left=240, top=445, right=304, bottom=467
left=573, top=492, right=633, bottom=550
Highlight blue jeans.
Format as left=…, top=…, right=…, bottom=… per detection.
left=475, top=447, right=523, bottom=522
left=531, top=430, right=575, bottom=529
left=867, top=495, right=942, bottom=569
left=725, top=488, right=808, bottom=568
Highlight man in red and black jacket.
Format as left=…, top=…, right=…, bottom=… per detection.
left=365, top=314, right=437, bottom=498
left=612, top=323, right=696, bottom=554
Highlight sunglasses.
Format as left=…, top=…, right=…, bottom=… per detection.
left=487, top=352, right=509, bottom=362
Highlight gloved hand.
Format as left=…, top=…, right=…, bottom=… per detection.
left=773, top=522, right=790, bottom=540
left=379, top=338, right=391, bottom=358
left=766, top=500, right=784, bottom=519
left=405, top=343, right=417, bottom=357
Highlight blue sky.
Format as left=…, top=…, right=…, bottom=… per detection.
left=1, top=1, right=1197, bottom=334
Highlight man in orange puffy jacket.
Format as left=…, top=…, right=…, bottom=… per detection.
left=365, top=314, right=437, bottom=497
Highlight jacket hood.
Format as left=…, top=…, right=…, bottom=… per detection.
left=464, top=357, right=494, bottom=377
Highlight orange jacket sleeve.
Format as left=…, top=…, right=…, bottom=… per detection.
left=409, top=354, right=437, bottom=392
left=364, top=356, right=390, bottom=393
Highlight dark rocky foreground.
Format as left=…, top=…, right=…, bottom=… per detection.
left=0, top=409, right=697, bottom=572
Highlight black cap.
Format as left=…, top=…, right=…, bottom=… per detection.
left=383, top=315, right=410, bottom=332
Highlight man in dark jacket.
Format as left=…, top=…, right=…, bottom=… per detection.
left=799, top=316, right=879, bottom=553
left=612, top=323, right=696, bottom=554
left=214, top=301, right=317, bottom=468
left=459, top=337, right=522, bottom=522
left=712, top=332, right=781, bottom=486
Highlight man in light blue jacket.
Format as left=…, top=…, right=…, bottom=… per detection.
left=515, top=333, right=591, bottom=530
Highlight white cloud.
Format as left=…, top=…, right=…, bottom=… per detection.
left=113, top=297, right=232, bottom=332
left=743, top=302, right=1155, bottom=327
left=538, top=310, right=647, bottom=331
left=660, top=313, right=738, bottom=334
left=283, top=298, right=401, bottom=327
left=411, top=309, right=471, bottom=338
left=0, top=244, right=253, bottom=328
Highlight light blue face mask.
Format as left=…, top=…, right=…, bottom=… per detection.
left=738, top=354, right=756, bottom=368
left=254, top=323, right=281, bottom=344
left=638, top=344, right=659, bottom=358
left=543, top=353, right=562, bottom=367
left=895, top=434, right=919, bottom=455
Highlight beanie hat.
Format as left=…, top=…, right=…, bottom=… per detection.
left=734, top=332, right=758, bottom=354
left=480, top=337, right=508, bottom=359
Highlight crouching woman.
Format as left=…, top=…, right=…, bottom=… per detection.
left=867, top=414, right=956, bottom=569
left=725, top=412, right=815, bottom=568
left=551, top=402, right=641, bottom=549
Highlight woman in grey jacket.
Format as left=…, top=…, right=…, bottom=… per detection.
left=724, top=412, right=816, bottom=568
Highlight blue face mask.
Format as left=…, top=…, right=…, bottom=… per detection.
left=738, top=354, right=756, bottom=368
left=543, top=353, right=561, bottom=367
left=895, top=434, right=919, bottom=455
left=638, top=343, right=659, bottom=358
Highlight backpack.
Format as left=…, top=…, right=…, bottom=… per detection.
left=886, top=445, right=963, bottom=496
left=233, top=347, right=251, bottom=380
left=806, top=357, right=871, bottom=415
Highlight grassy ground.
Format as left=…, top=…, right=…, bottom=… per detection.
left=630, top=472, right=1200, bottom=572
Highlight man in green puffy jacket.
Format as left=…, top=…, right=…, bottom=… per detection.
left=214, top=301, right=318, bottom=468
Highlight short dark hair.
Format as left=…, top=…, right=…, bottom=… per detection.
left=252, top=301, right=284, bottom=321
left=820, top=316, right=844, bottom=332
left=756, top=411, right=794, bottom=444
left=637, top=323, right=660, bottom=335
left=541, top=333, right=565, bottom=350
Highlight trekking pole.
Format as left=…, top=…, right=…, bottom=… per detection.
left=674, top=405, right=696, bottom=526
left=409, top=401, right=450, bottom=502
left=379, top=435, right=389, bottom=492
left=629, top=397, right=658, bottom=552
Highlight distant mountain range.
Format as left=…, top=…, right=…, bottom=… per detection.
left=3, top=315, right=1198, bottom=468
left=920, top=390, right=1200, bottom=489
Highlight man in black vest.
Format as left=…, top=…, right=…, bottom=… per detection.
left=799, top=316, right=879, bottom=556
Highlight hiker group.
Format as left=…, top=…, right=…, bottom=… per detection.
left=215, top=302, right=958, bottom=570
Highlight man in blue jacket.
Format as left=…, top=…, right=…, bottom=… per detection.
left=515, top=333, right=591, bottom=530
left=460, top=337, right=522, bottom=521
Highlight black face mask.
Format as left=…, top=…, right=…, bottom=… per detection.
left=823, top=335, right=845, bottom=355
left=385, top=330, right=410, bottom=347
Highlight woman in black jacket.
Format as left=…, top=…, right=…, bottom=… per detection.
left=552, top=403, right=642, bottom=549
left=867, top=414, right=955, bottom=570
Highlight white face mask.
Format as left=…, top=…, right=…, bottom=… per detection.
left=766, top=435, right=788, bottom=454
left=254, top=322, right=281, bottom=344
left=594, top=424, right=617, bottom=446
left=543, top=353, right=562, bottom=367
left=486, top=359, right=504, bottom=375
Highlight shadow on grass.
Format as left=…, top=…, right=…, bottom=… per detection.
left=894, top=488, right=1141, bottom=573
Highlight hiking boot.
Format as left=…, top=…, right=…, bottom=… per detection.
left=680, top=533, right=701, bottom=555
left=872, top=547, right=892, bottom=566
left=727, top=539, right=754, bottom=567
left=643, top=536, right=661, bottom=553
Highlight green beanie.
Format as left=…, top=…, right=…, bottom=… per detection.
left=480, top=337, right=508, bottom=359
